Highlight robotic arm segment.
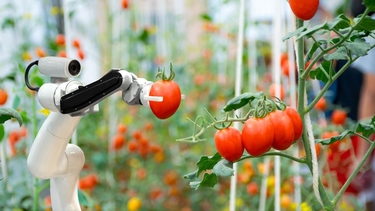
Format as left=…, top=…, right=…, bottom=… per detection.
left=121, top=71, right=153, bottom=106
left=60, top=69, right=123, bottom=114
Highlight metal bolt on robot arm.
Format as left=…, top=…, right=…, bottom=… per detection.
left=24, top=57, right=167, bottom=210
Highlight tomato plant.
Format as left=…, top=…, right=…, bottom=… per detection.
left=288, top=0, right=319, bottom=21
left=149, top=64, right=182, bottom=119
left=214, top=127, right=244, bottom=162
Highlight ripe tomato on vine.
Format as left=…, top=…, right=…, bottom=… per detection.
left=268, top=110, right=295, bottom=150
left=214, top=127, right=244, bottom=162
left=242, top=117, right=274, bottom=156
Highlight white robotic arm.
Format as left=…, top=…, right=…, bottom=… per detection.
left=25, top=57, right=159, bottom=210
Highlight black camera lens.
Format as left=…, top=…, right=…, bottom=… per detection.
left=68, top=60, right=81, bottom=76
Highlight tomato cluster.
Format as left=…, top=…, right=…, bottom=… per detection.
left=214, top=106, right=303, bottom=162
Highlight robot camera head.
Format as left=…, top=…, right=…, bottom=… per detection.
left=38, top=57, right=81, bottom=78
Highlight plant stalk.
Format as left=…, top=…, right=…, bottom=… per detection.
left=295, top=18, right=334, bottom=210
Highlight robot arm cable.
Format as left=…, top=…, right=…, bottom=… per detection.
left=25, top=60, right=40, bottom=92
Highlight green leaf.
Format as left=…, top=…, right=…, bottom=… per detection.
left=282, top=26, right=307, bottom=42
left=213, top=159, right=234, bottom=177
left=0, top=124, right=4, bottom=142
left=309, top=60, right=334, bottom=83
left=297, top=22, right=329, bottom=40
left=306, top=41, right=322, bottom=62
left=138, top=29, right=149, bottom=44
left=32, top=76, right=45, bottom=87
left=364, top=0, right=375, bottom=11
left=78, top=189, right=92, bottom=207
left=189, top=173, right=219, bottom=189
left=323, top=46, right=348, bottom=61
left=199, top=173, right=218, bottom=188
left=221, top=92, right=263, bottom=112
left=343, top=38, right=371, bottom=57
left=356, top=116, right=375, bottom=138
left=183, top=170, right=199, bottom=180
left=19, top=111, right=30, bottom=124
left=0, top=108, right=22, bottom=126
left=354, top=15, right=375, bottom=32
left=316, top=130, right=352, bottom=145
left=327, top=14, right=351, bottom=31
left=196, top=153, right=222, bottom=176
left=200, top=13, right=212, bottom=21
left=1, top=18, right=15, bottom=29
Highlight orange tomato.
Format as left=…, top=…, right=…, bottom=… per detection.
left=77, top=49, right=85, bottom=60
left=331, top=109, right=347, bottom=125
left=55, top=34, right=65, bottom=46
left=35, top=47, right=46, bottom=58
left=289, top=0, right=319, bottom=21
left=112, top=134, right=126, bottom=150
left=8, top=131, right=20, bottom=144
left=314, top=97, right=327, bottom=111
left=127, top=140, right=138, bottom=153
left=280, top=194, right=292, bottom=208
left=57, top=50, right=67, bottom=58
left=121, top=0, right=129, bottom=9
left=163, top=170, right=179, bottom=186
left=72, top=39, right=81, bottom=49
left=0, top=89, right=8, bottom=105
left=117, top=124, right=127, bottom=134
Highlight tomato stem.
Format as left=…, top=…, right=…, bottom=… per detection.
left=237, top=151, right=306, bottom=164
left=155, top=63, right=176, bottom=81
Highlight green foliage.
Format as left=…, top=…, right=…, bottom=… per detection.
left=0, top=108, right=22, bottom=126
left=221, top=92, right=263, bottom=112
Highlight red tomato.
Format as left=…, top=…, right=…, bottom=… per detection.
left=281, top=60, right=290, bottom=77
left=121, top=0, right=129, bottom=9
left=127, top=140, right=138, bottom=153
left=280, top=52, right=288, bottom=67
left=149, top=79, right=181, bottom=119
left=112, top=134, right=126, bottom=150
left=331, top=109, right=347, bottom=125
left=242, top=117, right=274, bottom=156
left=269, top=110, right=295, bottom=150
left=314, top=97, right=327, bottom=111
left=0, top=89, right=8, bottom=105
left=214, top=127, right=244, bottom=162
left=285, top=107, right=303, bottom=141
left=246, top=182, right=259, bottom=196
left=289, top=0, right=319, bottom=21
